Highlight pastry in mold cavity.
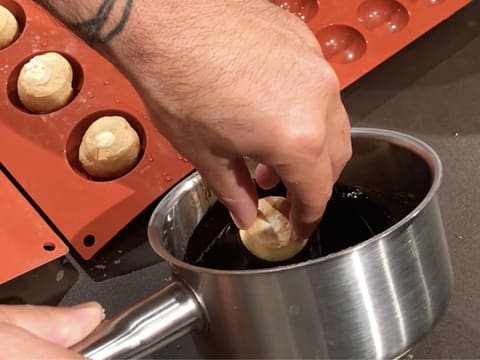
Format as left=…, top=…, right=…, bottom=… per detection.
left=17, top=52, right=74, bottom=113
left=79, top=116, right=141, bottom=180
left=0, top=5, right=18, bottom=49
left=239, top=196, right=308, bottom=262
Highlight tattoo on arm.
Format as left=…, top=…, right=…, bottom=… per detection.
left=34, top=0, right=133, bottom=45
left=72, top=0, right=133, bottom=44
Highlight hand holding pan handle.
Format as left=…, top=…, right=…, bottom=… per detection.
left=71, top=280, right=204, bottom=360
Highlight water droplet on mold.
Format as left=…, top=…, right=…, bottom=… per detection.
left=114, top=259, right=121, bottom=265
left=87, top=91, right=95, bottom=99
left=55, top=270, right=64, bottom=282
left=455, top=234, right=464, bottom=240
left=103, top=80, right=111, bottom=86
left=176, top=153, right=189, bottom=162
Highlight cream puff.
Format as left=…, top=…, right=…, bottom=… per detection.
left=17, top=52, right=74, bottom=113
left=0, top=5, right=18, bottom=49
left=239, top=196, right=308, bottom=262
left=79, top=116, right=141, bottom=180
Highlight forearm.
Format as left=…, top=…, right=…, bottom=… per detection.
left=32, top=0, right=270, bottom=107
left=33, top=0, right=146, bottom=73
left=32, top=0, right=323, bottom=126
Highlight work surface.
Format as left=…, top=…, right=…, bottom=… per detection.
left=3, top=1, right=480, bottom=358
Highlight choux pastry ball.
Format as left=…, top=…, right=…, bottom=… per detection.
left=0, top=5, right=18, bottom=49
left=239, top=196, right=308, bottom=262
left=17, top=52, right=74, bottom=113
left=79, top=116, right=141, bottom=180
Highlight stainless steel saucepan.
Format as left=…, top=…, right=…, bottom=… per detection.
left=73, top=128, right=453, bottom=359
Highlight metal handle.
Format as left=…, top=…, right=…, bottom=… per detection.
left=71, top=280, right=204, bottom=360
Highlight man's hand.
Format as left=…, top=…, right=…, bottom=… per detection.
left=121, top=1, right=352, bottom=237
left=33, top=0, right=352, bottom=238
left=0, top=302, right=103, bottom=359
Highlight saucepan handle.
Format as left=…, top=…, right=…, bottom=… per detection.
left=71, top=280, right=205, bottom=360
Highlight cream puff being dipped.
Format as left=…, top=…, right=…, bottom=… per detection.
left=239, top=196, right=308, bottom=262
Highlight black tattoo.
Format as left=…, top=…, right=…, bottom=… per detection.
left=72, top=0, right=133, bottom=44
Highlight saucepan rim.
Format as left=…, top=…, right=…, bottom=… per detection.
left=148, top=127, right=442, bottom=275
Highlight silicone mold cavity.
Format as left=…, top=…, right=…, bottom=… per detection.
left=7, top=51, right=84, bottom=113
left=357, top=0, right=410, bottom=33
left=0, top=0, right=25, bottom=50
left=316, top=25, right=367, bottom=64
left=270, top=0, right=319, bottom=22
left=66, top=111, right=146, bottom=181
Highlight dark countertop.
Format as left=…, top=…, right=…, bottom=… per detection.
left=344, top=3, right=480, bottom=357
left=1, top=1, right=479, bottom=358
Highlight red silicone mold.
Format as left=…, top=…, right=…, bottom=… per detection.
left=0, top=169, right=68, bottom=284
left=271, top=0, right=471, bottom=88
left=0, top=0, right=192, bottom=260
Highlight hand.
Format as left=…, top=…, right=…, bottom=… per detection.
left=33, top=0, right=351, bottom=238
left=117, top=1, right=351, bottom=237
left=0, top=302, right=103, bottom=359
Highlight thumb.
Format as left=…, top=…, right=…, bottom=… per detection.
left=0, top=302, right=104, bottom=347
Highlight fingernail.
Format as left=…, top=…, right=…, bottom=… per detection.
left=229, top=211, right=244, bottom=229
left=72, top=301, right=105, bottom=319
left=72, top=301, right=98, bottom=310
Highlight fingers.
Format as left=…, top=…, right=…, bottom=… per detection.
left=266, top=95, right=350, bottom=239
left=279, top=77, right=350, bottom=239
left=195, top=156, right=258, bottom=229
left=325, top=98, right=352, bottom=182
left=0, top=323, right=85, bottom=359
left=274, top=149, right=334, bottom=239
left=282, top=124, right=350, bottom=239
left=255, top=163, right=281, bottom=190
left=0, top=302, right=104, bottom=348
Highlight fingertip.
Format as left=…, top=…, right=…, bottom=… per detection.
left=290, top=216, right=317, bottom=240
left=58, top=302, right=105, bottom=347
left=0, top=302, right=105, bottom=348
left=255, top=164, right=281, bottom=190
left=72, top=301, right=105, bottom=322
left=229, top=205, right=257, bottom=230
